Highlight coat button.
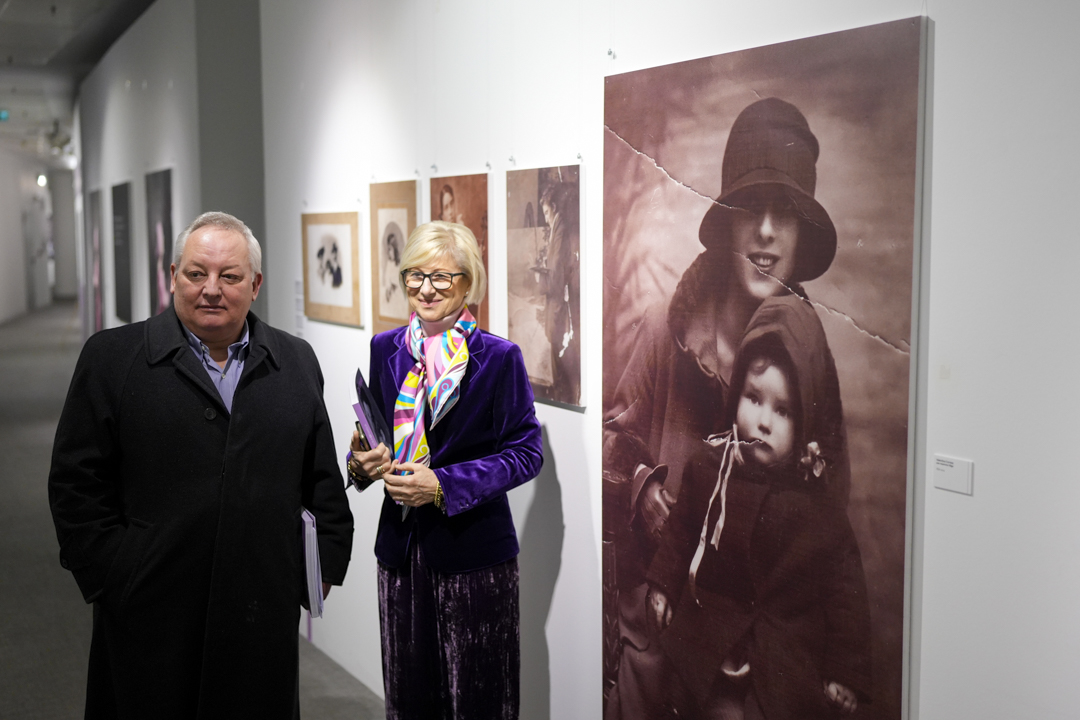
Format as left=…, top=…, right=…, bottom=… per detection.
left=60, top=558, right=69, bottom=569
left=205, top=408, right=217, bottom=420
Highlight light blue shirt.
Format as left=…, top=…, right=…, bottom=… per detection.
left=182, top=321, right=250, bottom=413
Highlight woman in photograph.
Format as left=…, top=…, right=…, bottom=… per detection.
left=603, top=97, right=852, bottom=720
left=347, top=220, right=543, bottom=720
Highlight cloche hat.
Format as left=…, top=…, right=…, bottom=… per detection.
left=698, top=97, right=837, bottom=283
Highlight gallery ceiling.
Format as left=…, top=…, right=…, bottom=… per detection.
left=0, top=0, right=154, bottom=166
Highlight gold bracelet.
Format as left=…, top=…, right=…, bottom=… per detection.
left=433, top=481, right=446, bottom=513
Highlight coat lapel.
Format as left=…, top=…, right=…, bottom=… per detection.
left=239, top=312, right=280, bottom=386
left=145, top=306, right=225, bottom=412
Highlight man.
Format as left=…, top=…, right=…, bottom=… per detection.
left=49, top=211, right=354, bottom=719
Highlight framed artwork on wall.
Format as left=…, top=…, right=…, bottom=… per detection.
left=430, top=173, right=489, bottom=330
left=602, top=17, right=928, bottom=720
left=111, top=182, right=132, bottom=324
left=86, top=190, right=103, bottom=332
left=145, top=168, right=173, bottom=316
left=301, top=211, right=361, bottom=327
left=369, top=180, right=417, bottom=335
left=506, top=165, right=581, bottom=407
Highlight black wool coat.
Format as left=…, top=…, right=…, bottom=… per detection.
left=48, top=307, right=353, bottom=720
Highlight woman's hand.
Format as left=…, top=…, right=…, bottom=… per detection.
left=349, top=436, right=394, bottom=480
left=384, top=461, right=440, bottom=507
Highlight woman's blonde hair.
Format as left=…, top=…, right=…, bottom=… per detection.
left=399, top=221, right=487, bottom=306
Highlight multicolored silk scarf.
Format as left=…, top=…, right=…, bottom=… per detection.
left=393, top=308, right=477, bottom=467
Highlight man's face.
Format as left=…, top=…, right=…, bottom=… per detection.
left=541, top=199, right=555, bottom=226
left=729, top=192, right=800, bottom=301
left=171, top=226, right=262, bottom=345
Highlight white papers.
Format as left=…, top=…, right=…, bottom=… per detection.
left=301, top=508, right=324, bottom=618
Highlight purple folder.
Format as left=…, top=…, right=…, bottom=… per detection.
left=353, top=369, right=410, bottom=519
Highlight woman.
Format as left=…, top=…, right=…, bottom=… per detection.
left=348, top=221, right=543, bottom=720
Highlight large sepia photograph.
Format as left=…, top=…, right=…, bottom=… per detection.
left=145, top=169, right=172, bottom=316
left=506, top=165, right=582, bottom=407
left=370, top=180, right=417, bottom=334
left=430, top=173, right=489, bottom=329
left=301, top=211, right=361, bottom=327
left=602, top=18, right=926, bottom=720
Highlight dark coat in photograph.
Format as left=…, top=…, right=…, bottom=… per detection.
left=367, top=326, right=543, bottom=573
left=648, top=295, right=871, bottom=720
left=48, top=306, right=354, bottom=720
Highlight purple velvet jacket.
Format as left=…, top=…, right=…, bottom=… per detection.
left=369, top=326, right=543, bottom=573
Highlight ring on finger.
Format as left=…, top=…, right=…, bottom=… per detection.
left=376, top=464, right=385, bottom=476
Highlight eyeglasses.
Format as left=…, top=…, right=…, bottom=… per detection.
left=401, top=270, right=466, bottom=290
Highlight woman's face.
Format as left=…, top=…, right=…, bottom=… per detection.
left=405, top=254, right=471, bottom=330
left=729, top=193, right=800, bottom=302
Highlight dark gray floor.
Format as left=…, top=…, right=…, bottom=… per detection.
left=0, top=302, right=383, bottom=719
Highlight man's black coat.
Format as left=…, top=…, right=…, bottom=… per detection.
left=49, top=306, right=353, bottom=719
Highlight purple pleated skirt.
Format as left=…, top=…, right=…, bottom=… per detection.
left=377, top=540, right=520, bottom=720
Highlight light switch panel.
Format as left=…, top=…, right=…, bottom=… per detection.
left=933, top=454, right=973, bottom=495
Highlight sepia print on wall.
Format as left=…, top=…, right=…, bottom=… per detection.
left=602, top=18, right=927, bottom=720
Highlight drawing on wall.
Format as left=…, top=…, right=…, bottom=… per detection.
left=507, top=166, right=581, bottom=407
left=111, top=182, right=132, bottom=323
left=301, top=211, right=361, bottom=327
left=145, top=169, right=172, bottom=316
left=602, top=18, right=927, bottom=720
left=430, top=173, right=488, bottom=329
left=369, top=180, right=417, bottom=335
left=87, top=190, right=103, bottom=332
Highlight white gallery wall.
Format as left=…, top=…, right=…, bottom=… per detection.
left=78, top=0, right=201, bottom=328
left=71, top=0, right=1080, bottom=717
left=0, top=148, right=31, bottom=324
left=0, top=148, right=53, bottom=323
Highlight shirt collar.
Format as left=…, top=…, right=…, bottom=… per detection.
left=181, top=320, right=250, bottom=365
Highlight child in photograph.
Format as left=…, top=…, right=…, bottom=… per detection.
left=646, top=294, right=871, bottom=720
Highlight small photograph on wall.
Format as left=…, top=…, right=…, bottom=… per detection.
left=506, top=165, right=581, bottom=407
left=145, top=169, right=172, bottom=316
left=430, top=173, right=488, bottom=329
left=86, top=190, right=103, bottom=332
left=301, top=211, right=361, bottom=327
left=111, top=182, right=132, bottom=323
left=602, top=18, right=926, bottom=720
left=370, top=180, right=417, bottom=335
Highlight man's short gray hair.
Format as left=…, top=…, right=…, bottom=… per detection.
left=173, top=211, right=263, bottom=276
